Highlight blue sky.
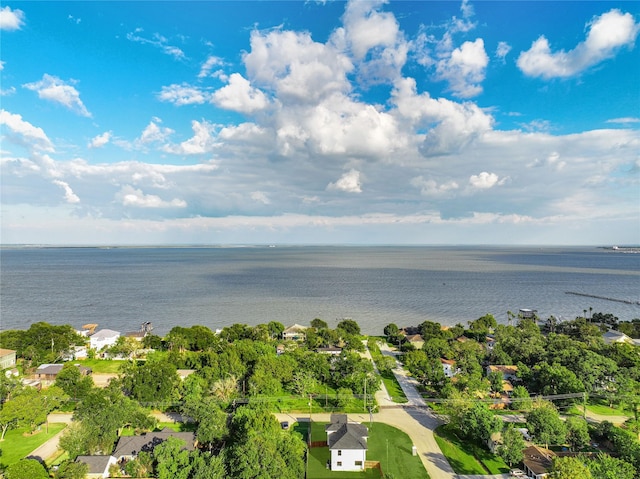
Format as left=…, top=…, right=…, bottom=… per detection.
left=1, top=1, right=639, bottom=245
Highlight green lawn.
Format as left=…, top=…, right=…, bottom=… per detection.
left=434, top=424, right=508, bottom=475
left=380, top=371, right=408, bottom=404
left=306, top=422, right=429, bottom=479
left=0, top=423, right=66, bottom=468
left=73, top=358, right=125, bottom=373
left=587, top=399, right=632, bottom=417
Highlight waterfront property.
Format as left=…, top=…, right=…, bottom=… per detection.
left=325, top=414, right=368, bottom=472
left=34, top=363, right=92, bottom=386
left=89, top=329, right=121, bottom=351
left=282, top=324, right=308, bottom=341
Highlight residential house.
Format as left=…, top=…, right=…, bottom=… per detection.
left=282, top=324, right=308, bottom=341
left=75, top=455, right=117, bottom=478
left=485, top=336, right=496, bottom=352
left=35, top=363, right=92, bottom=386
left=602, top=330, right=638, bottom=346
left=522, top=445, right=555, bottom=479
left=0, top=349, right=17, bottom=370
left=113, top=428, right=197, bottom=462
left=90, top=329, right=120, bottom=351
left=405, top=334, right=424, bottom=350
left=486, top=365, right=519, bottom=382
left=325, top=414, right=368, bottom=471
left=440, top=358, right=458, bottom=378
left=276, top=344, right=286, bottom=356
left=63, top=345, right=88, bottom=361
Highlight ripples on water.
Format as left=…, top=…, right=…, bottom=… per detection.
left=1, top=246, right=638, bottom=335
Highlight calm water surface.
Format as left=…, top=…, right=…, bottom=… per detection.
left=1, top=246, right=639, bottom=335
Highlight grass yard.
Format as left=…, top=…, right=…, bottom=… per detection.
left=587, top=399, right=632, bottom=417
left=73, top=358, right=125, bottom=373
left=380, top=371, right=408, bottom=404
left=0, top=423, right=66, bottom=468
left=434, top=424, right=508, bottom=475
left=306, top=422, right=429, bottom=479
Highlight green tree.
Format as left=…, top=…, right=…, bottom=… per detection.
left=310, top=318, right=328, bottom=330
left=192, top=453, right=226, bottom=479
left=551, top=456, right=592, bottom=479
left=55, top=363, right=94, bottom=400
left=55, top=460, right=89, bottom=479
left=565, top=416, right=590, bottom=451
left=527, top=401, right=566, bottom=448
left=120, top=360, right=179, bottom=405
left=498, top=425, right=526, bottom=467
left=458, top=402, right=502, bottom=445
left=5, top=458, right=49, bottom=479
left=152, top=437, right=195, bottom=479
left=587, top=453, right=636, bottom=479
left=337, top=319, right=361, bottom=336
left=267, top=321, right=285, bottom=339
left=510, top=385, right=532, bottom=411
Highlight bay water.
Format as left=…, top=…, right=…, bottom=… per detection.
left=1, top=246, right=638, bottom=336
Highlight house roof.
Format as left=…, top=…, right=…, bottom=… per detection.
left=522, top=445, right=555, bottom=475
left=440, top=358, right=456, bottom=365
left=283, top=324, right=308, bottom=333
left=487, top=365, right=518, bottom=375
left=0, top=349, right=16, bottom=357
left=328, top=423, right=368, bottom=450
left=316, top=346, right=342, bottom=353
left=405, top=334, right=424, bottom=343
left=76, top=455, right=114, bottom=474
left=602, top=330, right=631, bottom=343
left=113, top=429, right=196, bottom=458
left=91, top=329, right=120, bottom=340
left=36, top=364, right=64, bottom=375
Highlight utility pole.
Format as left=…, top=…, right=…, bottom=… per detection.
left=363, top=376, right=367, bottom=412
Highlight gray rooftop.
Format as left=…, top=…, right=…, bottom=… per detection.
left=76, top=455, right=113, bottom=474
left=113, top=429, right=196, bottom=458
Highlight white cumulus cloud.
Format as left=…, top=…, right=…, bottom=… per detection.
left=435, top=38, right=488, bottom=98
left=163, top=120, right=217, bottom=155
left=517, top=9, right=640, bottom=79
left=117, top=185, right=187, bottom=208
left=53, top=179, right=80, bottom=204
left=0, top=109, right=55, bottom=152
left=0, top=6, right=25, bottom=30
left=158, top=83, right=208, bottom=105
left=212, top=73, right=269, bottom=113
left=327, top=169, right=362, bottom=193
left=468, top=171, right=507, bottom=189
left=23, top=74, right=91, bottom=117
left=88, top=131, right=112, bottom=149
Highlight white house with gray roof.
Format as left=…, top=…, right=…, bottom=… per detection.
left=89, top=329, right=120, bottom=351
left=325, top=414, right=368, bottom=471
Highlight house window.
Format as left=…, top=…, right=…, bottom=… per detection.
left=355, top=461, right=363, bottom=466
left=337, top=450, right=341, bottom=456
left=337, top=462, right=342, bottom=467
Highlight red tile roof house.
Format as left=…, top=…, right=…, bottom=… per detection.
left=325, top=414, right=368, bottom=472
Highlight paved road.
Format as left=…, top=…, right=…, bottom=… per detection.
left=27, top=426, right=67, bottom=463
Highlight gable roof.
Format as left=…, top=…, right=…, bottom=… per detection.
left=325, top=414, right=368, bottom=451
left=75, top=455, right=114, bottom=474
left=522, top=445, right=555, bottom=475
left=0, top=349, right=16, bottom=357
left=113, top=429, right=196, bottom=458
left=283, top=324, right=308, bottom=333
left=405, top=334, right=424, bottom=343
left=92, top=329, right=120, bottom=340
left=36, top=364, right=64, bottom=375
left=487, top=365, right=518, bottom=375
left=328, top=423, right=368, bottom=450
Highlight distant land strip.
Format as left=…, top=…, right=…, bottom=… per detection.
left=565, top=291, right=640, bottom=305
